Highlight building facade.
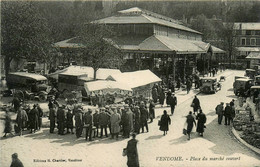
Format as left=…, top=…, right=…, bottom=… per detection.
left=55, top=7, right=226, bottom=83
left=234, top=23, right=260, bottom=69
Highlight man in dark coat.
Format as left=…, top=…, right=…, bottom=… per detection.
left=159, top=110, right=171, bottom=135
left=121, top=108, right=128, bottom=137
left=10, top=153, right=24, bottom=167
left=99, top=107, right=109, bottom=138
left=48, top=97, right=58, bottom=133
left=186, top=111, right=196, bottom=140
left=36, top=104, right=43, bottom=130
left=215, top=102, right=224, bottom=124
left=57, top=105, right=66, bottom=135
left=169, top=93, right=177, bottom=115
left=133, top=106, right=141, bottom=134
left=75, top=107, right=84, bottom=138
left=176, top=77, right=181, bottom=90
left=196, top=109, right=207, bottom=137
left=84, top=109, right=93, bottom=141
left=149, top=100, right=155, bottom=123
left=66, top=109, right=74, bottom=134
left=152, top=85, right=158, bottom=103
left=166, top=91, right=172, bottom=106
left=93, top=109, right=99, bottom=138
left=139, top=101, right=149, bottom=133
left=186, top=78, right=192, bottom=94
left=224, top=103, right=232, bottom=125
left=12, top=97, right=21, bottom=113
left=29, top=104, right=38, bottom=133
left=191, top=96, right=200, bottom=115
left=126, top=133, right=139, bottom=167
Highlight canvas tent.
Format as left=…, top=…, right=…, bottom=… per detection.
left=84, top=80, right=132, bottom=96
left=106, top=69, right=161, bottom=97
left=84, top=80, right=133, bottom=105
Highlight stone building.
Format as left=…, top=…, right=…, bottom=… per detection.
left=234, top=23, right=260, bottom=69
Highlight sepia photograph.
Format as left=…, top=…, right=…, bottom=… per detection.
left=0, top=0, right=260, bottom=166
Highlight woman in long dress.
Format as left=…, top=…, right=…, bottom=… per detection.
left=159, top=110, right=171, bottom=135
left=196, top=109, right=207, bottom=137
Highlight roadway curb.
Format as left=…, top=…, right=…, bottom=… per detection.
left=231, top=127, right=260, bottom=156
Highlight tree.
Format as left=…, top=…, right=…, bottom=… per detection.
left=221, top=22, right=237, bottom=67
left=190, top=14, right=218, bottom=41
left=1, top=1, right=56, bottom=76
left=77, top=23, right=125, bottom=80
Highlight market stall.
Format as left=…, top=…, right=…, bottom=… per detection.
left=106, top=69, right=162, bottom=98
left=84, top=80, right=132, bottom=106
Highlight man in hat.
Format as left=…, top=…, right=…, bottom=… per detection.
left=125, top=105, right=134, bottom=138
left=48, top=96, right=59, bottom=133
left=12, top=96, right=22, bottom=113
left=110, top=106, right=121, bottom=139
left=215, top=102, right=224, bottom=125
left=99, top=107, right=109, bottom=138
left=93, top=109, right=99, bottom=138
left=105, top=105, right=112, bottom=135
left=29, top=104, right=39, bottom=133
left=16, top=106, right=28, bottom=136
left=191, top=96, right=200, bottom=115
left=224, top=103, right=232, bottom=125
left=66, top=108, right=74, bottom=134
left=149, top=100, right=155, bottom=123
left=126, top=133, right=139, bottom=167
left=75, top=106, right=84, bottom=138
left=230, top=99, right=235, bottom=107
left=57, top=105, right=66, bottom=135
left=84, top=108, right=93, bottom=141
left=10, top=153, right=24, bottom=167
left=169, top=93, right=177, bottom=115
left=133, top=106, right=141, bottom=134
left=36, top=104, right=43, bottom=130
left=139, top=101, right=149, bottom=133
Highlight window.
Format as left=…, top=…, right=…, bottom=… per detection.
left=251, top=30, right=255, bottom=35
left=250, top=38, right=256, bottom=46
left=241, top=38, right=246, bottom=46
left=246, top=30, right=251, bottom=35
left=241, top=30, right=246, bottom=35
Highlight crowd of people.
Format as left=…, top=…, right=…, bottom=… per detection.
left=3, top=97, right=43, bottom=137
left=215, top=99, right=236, bottom=126
left=46, top=96, right=152, bottom=141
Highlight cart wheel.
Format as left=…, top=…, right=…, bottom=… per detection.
left=39, top=93, right=47, bottom=102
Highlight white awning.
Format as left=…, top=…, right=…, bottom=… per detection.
left=107, top=69, right=161, bottom=88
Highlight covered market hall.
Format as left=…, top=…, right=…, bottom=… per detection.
left=54, top=7, right=226, bottom=83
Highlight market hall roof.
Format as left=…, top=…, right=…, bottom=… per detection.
left=93, top=7, right=202, bottom=35
left=246, top=52, right=260, bottom=60
left=54, top=35, right=225, bottom=55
